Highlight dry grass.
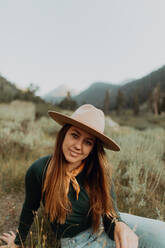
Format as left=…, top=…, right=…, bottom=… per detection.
left=105, top=124, right=165, bottom=221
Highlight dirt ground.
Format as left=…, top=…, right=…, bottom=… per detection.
left=0, top=192, right=24, bottom=237
left=0, top=192, right=57, bottom=247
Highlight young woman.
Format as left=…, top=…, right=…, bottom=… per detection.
left=0, top=104, right=163, bottom=248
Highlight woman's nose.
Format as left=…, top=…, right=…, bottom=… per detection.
left=74, top=139, right=83, bottom=150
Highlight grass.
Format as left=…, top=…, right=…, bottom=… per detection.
left=0, top=101, right=165, bottom=247
left=28, top=210, right=60, bottom=248
left=110, top=109, right=165, bottom=130
left=105, top=124, right=165, bottom=220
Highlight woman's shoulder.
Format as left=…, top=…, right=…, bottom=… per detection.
left=26, top=154, right=52, bottom=184
left=29, top=154, right=52, bottom=170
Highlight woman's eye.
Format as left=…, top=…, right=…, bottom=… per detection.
left=71, top=133, right=78, bottom=139
left=85, top=140, right=93, bottom=146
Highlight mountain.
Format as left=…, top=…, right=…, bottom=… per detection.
left=73, top=82, right=120, bottom=108
left=42, top=84, right=80, bottom=103
left=118, top=78, right=136, bottom=85
left=73, top=65, right=165, bottom=109
left=0, top=74, right=21, bottom=101
left=119, top=65, right=165, bottom=108
left=0, top=74, right=46, bottom=104
left=1, top=64, right=165, bottom=111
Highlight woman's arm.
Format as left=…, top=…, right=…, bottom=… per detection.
left=103, top=182, right=138, bottom=247
left=14, top=161, right=43, bottom=245
left=103, top=182, right=123, bottom=239
left=0, top=155, right=51, bottom=247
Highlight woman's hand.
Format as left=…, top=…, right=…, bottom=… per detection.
left=0, top=231, right=20, bottom=248
left=114, top=221, right=138, bottom=248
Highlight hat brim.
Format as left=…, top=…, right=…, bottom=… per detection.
left=48, top=110, right=120, bottom=151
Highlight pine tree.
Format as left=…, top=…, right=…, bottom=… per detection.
left=133, top=92, right=139, bottom=115
left=116, top=89, right=125, bottom=115
left=152, top=83, right=161, bottom=115
left=160, top=95, right=165, bottom=112
left=58, top=91, right=77, bottom=110
left=103, top=89, right=110, bottom=114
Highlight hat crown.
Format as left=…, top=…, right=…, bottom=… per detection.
left=71, top=104, right=105, bottom=133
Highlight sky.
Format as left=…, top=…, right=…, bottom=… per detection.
left=0, top=0, right=165, bottom=96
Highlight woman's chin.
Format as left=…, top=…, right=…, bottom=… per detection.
left=65, top=156, right=82, bottom=167
left=65, top=155, right=78, bottom=163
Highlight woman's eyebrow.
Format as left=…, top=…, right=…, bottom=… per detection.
left=85, top=137, right=95, bottom=142
left=72, top=128, right=95, bottom=141
left=71, top=128, right=80, bottom=134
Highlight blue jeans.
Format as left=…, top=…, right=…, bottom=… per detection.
left=121, top=212, right=165, bottom=247
left=61, top=227, right=115, bottom=248
left=61, top=213, right=165, bottom=247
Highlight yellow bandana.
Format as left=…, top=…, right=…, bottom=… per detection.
left=65, top=163, right=85, bottom=200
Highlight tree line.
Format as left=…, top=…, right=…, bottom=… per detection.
left=1, top=72, right=165, bottom=117
left=104, top=83, right=165, bottom=115
left=57, top=82, right=165, bottom=117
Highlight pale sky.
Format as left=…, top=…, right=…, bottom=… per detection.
left=0, top=0, right=165, bottom=96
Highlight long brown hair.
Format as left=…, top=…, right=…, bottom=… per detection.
left=42, top=124, right=118, bottom=232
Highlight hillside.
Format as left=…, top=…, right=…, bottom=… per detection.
left=1, top=64, right=165, bottom=112
left=0, top=75, right=21, bottom=102
left=73, top=65, right=165, bottom=110
left=120, top=65, right=165, bottom=108
left=43, top=84, right=80, bottom=104
left=74, top=82, right=120, bottom=108
left=0, top=74, right=46, bottom=104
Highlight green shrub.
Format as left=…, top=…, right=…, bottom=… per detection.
left=106, top=126, right=165, bottom=220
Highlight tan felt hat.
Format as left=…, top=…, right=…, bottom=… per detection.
left=48, top=104, right=120, bottom=151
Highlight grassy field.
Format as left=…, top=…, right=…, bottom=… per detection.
left=0, top=101, right=165, bottom=247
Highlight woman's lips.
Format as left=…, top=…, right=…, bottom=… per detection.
left=69, top=150, right=81, bottom=157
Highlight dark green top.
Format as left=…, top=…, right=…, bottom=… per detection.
left=14, top=155, right=122, bottom=245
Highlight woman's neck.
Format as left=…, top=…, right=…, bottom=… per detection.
left=67, top=161, right=83, bottom=172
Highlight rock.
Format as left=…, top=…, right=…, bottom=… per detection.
left=105, top=116, right=120, bottom=130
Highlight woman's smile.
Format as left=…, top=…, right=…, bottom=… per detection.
left=62, top=126, right=95, bottom=169
left=69, top=150, right=81, bottom=157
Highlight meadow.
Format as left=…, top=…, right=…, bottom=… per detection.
left=0, top=100, right=165, bottom=247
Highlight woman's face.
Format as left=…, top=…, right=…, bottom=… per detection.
left=62, top=126, right=95, bottom=169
